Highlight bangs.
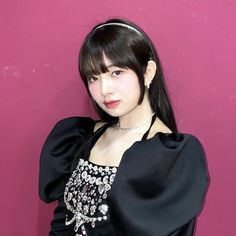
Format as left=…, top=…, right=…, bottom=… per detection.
left=80, top=46, right=132, bottom=80
left=79, top=28, right=141, bottom=81
left=80, top=49, right=110, bottom=79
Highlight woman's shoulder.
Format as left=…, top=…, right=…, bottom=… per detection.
left=51, top=116, right=96, bottom=133
left=151, top=130, right=205, bottom=156
left=151, top=118, right=204, bottom=148
left=40, top=116, right=99, bottom=162
left=147, top=130, right=208, bottom=180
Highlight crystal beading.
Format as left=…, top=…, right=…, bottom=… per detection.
left=64, top=158, right=117, bottom=235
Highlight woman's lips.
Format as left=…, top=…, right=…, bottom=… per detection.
left=104, top=100, right=120, bottom=108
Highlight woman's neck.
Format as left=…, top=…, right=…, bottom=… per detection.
left=118, top=94, right=154, bottom=130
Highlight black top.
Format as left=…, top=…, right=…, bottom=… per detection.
left=39, top=116, right=209, bottom=236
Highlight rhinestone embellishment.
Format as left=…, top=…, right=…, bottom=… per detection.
left=64, top=159, right=117, bottom=235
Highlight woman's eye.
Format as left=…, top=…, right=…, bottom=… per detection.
left=111, top=70, right=123, bottom=77
left=87, top=77, right=97, bottom=83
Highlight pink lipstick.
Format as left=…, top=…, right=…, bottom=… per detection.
left=104, top=100, right=120, bottom=109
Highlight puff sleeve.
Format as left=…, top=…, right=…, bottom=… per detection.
left=39, top=117, right=95, bottom=203
left=107, top=133, right=210, bottom=236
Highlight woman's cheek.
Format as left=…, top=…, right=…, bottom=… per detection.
left=117, top=76, right=136, bottom=92
left=88, top=84, right=101, bottom=102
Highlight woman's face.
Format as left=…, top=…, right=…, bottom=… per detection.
left=87, top=56, right=141, bottom=117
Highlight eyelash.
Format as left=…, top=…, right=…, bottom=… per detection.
left=87, top=77, right=97, bottom=83
left=87, top=70, right=123, bottom=84
left=111, top=70, right=123, bottom=77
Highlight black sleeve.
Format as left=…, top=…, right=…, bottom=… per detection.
left=38, top=116, right=95, bottom=203
left=164, top=135, right=210, bottom=236
left=108, top=133, right=210, bottom=236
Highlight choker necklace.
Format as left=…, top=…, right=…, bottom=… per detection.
left=116, top=113, right=156, bottom=131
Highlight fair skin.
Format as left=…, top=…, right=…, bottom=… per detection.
left=88, top=56, right=172, bottom=167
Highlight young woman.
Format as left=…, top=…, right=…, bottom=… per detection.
left=39, top=18, right=209, bottom=236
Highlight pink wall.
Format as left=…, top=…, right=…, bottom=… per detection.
left=1, top=0, right=235, bottom=235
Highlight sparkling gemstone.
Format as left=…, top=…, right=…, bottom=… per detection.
left=85, top=175, right=91, bottom=182
left=81, top=171, right=87, bottom=179
left=83, top=205, right=89, bottom=214
left=105, top=184, right=111, bottom=191
left=99, top=204, right=108, bottom=215
left=67, top=192, right=73, bottom=200
left=91, top=221, right=95, bottom=228
left=89, top=176, right=96, bottom=184
left=103, top=176, right=109, bottom=184
left=110, top=174, right=115, bottom=183
left=93, top=166, right=98, bottom=171
left=90, top=205, right=96, bottom=215
left=72, top=198, right=77, bottom=206
left=98, top=183, right=105, bottom=194
left=95, top=177, right=102, bottom=185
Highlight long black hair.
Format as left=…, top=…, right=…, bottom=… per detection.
left=79, top=18, right=178, bottom=132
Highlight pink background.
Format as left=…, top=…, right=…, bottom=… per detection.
left=1, top=0, right=235, bottom=235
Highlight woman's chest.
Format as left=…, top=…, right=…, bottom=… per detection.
left=88, top=133, right=143, bottom=167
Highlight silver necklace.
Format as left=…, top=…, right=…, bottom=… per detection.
left=116, top=113, right=156, bottom=131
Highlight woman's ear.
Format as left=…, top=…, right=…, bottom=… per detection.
left=144, top=60, right=156, bottom=87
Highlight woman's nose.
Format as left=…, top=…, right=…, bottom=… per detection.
left=100, top=77, right=113, bottom=96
